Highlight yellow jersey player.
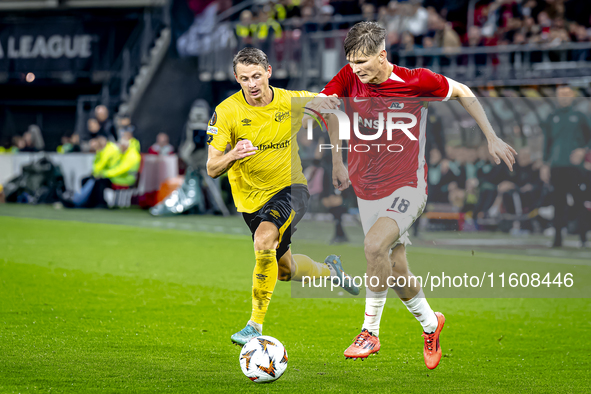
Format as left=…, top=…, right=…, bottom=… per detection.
left=206, top=47, right=360, bottom=345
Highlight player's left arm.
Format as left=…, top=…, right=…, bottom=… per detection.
left=448, top=78, right=517, bottom=171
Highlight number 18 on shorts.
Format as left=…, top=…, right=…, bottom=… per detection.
left=357, top=186, right=427, bottom=245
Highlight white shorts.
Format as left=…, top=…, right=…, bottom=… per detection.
left=357, top=186, right=428, bottom=247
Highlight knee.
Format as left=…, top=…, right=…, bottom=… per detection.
left=364, top=235, right=389, bottom=263
left=253, top=230, right=279, bottom=251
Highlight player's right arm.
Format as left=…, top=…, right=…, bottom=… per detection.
left=205, top=106, right=257, bottom=179
left=206, top=140, right=257, bottom=179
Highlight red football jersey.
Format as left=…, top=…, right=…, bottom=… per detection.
left=320, top=63, right=452, bottom=200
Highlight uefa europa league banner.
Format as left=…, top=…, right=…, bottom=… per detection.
left=0, top=18, right=136, bottom=73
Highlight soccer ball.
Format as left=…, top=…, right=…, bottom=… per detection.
left=239, top=335, right=288, bottom=383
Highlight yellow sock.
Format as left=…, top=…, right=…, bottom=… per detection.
left=250, top=249, right=278, bottom=325
left=291, top=254, right=330, bottom=282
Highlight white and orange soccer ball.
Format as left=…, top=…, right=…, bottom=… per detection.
left=239, top=335, right=288, bottom=383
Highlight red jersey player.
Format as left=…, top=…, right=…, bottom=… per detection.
left=307, top=22, right=516, bottom=369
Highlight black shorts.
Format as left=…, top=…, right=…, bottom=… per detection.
left=242, top=184, right=310, bottom=259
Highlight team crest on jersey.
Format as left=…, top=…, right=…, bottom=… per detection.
left=274, top=111, right=290, bottom=123
left=242, top=118, right=252, bottom=126
left=209, top=111, right=217, bottom=126
left=389, top=102, right=404, bottom=110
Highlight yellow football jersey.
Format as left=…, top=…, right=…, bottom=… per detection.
left=207, top=87, right=314, bottom=213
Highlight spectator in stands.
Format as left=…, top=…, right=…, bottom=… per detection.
left=466, top=25, right=485, bottom=47
left=401, top=31, right=416, bottom=51
left=473, top=143, right=510, bottom=223
left=421, top=35, right=436, bottom=65
left=513, top=31, right=527, bottom=44
left=496, top=0, right=521, bottom=33
left=425, top=106, right=447, bottom=165
left=464, top=25, right=488, bottom=66
left=540, top=85, right=591, bottom=247
left=11, top=135, right=25, bottom=153
left=382, top=1, right=405, bottom=39
left=116, top=116, right=136, bottom=140
left=501, top=147, right=543, bottom=217
left=236, top=9, right=255, bottom=47
left=63, top=135, right=120, bottom=208
left=102, top=135, right=141, bottom=190
left=405, top=0, right=430, bottom=38
left=94, top=105, right=117, bottom=141
left=149, top=133, right=175, bottom=155
left=272, top=0, right=287, bottom=22
left=285, top=0, right=301, bottom=18
left=58, top=135, right=70, bottom=154
left=433, top=16, right=462, bottom=52
left=20, top=130, right=39, bottom=152
left=572, top=24, right=590, bottom=60
left=87, top=118, right=102, bottom=140
left=499, top=16, right=523, bottom=44
left=439, top=147, right=467, bottom=210
left=462, top=148, right=480, bottom=214
left=70, top=133, right=81, bottom=153
left=427, top=148, right=450, bottom=203
left=57, top=134, right=81, bottom=154
left=532, top=11, right=552, bottom=43
left=362, top=3, right=377, bottom=22
left=548, top=17, right=570, bottom=46
left=25, top=125, right=44, bottom=151
left=90, top=136, right=119, bottom=178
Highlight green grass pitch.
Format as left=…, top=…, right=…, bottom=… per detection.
left=1, top=208, right=590, bottom=393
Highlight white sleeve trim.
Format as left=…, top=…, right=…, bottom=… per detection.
left=442, top=76, right=453, bottom=102
left=317, top=93, right=327, bottom=97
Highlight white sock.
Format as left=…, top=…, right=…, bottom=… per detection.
left=362, top=288, right=388, bottom=336
left=248, top=320, right=262, bottom=334
left=401, top=289, right=438, bottom=333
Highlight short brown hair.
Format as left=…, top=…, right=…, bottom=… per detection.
left=344, top=22, right=386, bottom=59
left=233, top=47, right=269, bottom=74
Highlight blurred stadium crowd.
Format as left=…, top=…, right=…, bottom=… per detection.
left=218, top=0, right=591, bottom=54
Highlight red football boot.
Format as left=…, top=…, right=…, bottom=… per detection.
left=422, top=312, right=445, bottom=369
left=344, top=329, right=380, bottom=360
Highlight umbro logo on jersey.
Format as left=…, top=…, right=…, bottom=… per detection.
left=389, top=102, right=405, bottom=109
left=242, top=118, right=252, bottom=126
left=269, top=210, right=281, bottom=219
left=353, top=97, right=370, bottom=102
